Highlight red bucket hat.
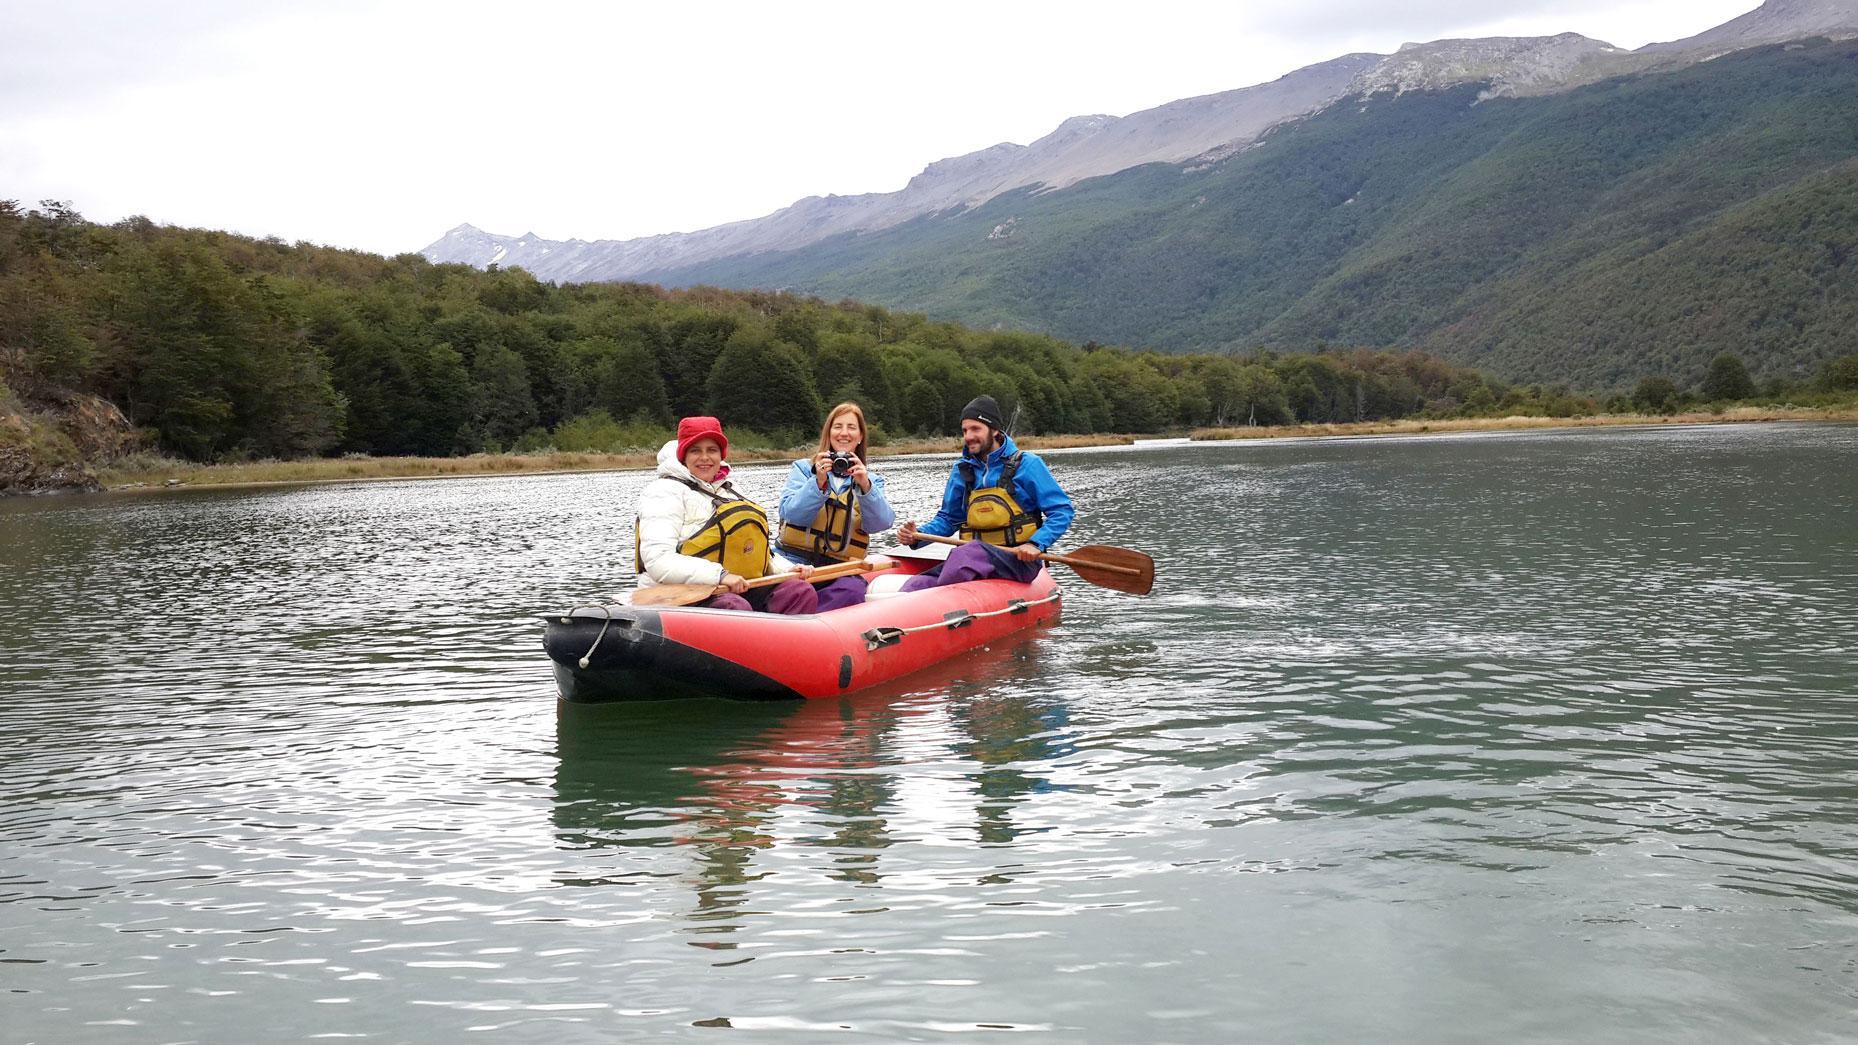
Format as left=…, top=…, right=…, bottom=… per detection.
left=676, top=416, right=728, bottom=462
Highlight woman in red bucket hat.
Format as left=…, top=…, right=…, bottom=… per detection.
left=633, top=416, right=818, bottom=614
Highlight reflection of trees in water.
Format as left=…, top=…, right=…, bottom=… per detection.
left=548, top=632, right=1073, bottom=937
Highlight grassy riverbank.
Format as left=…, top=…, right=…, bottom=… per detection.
left=96, top=433, right=1136, bottom=491
left=97, top=406, right=1858, bottom=492
left=1192, top=404, right=1858, bottom=442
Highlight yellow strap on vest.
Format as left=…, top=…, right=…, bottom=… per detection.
left=779, top=484, right=868, bottom=563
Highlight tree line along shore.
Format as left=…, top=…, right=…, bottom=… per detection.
left=92, top=407, right=1858, bottom=494
left=5, top=201, right=1858, bottom=495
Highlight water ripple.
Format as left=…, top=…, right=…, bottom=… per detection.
left=3, top=424, right=1857, bottom=1042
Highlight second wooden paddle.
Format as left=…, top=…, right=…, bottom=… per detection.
left=906, top=533, right=1154, bottom=595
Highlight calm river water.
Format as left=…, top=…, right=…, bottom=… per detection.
left=2, top=422, right=1855, bottom=1043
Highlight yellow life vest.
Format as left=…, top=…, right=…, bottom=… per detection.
left=635, top=477, right=773, bottom=580
left=959, top=452, right=1040, bottom=546
left=778, top=482, right=868, bottom=564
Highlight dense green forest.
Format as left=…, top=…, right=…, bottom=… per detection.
left=4, top=199, right=1852, bottom=478
left=2, top=198, right=1648, bottom=467
left=633, top=39, right=1858, bottom=391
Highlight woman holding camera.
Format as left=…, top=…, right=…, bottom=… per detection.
left=776, top=401, right=895, bottom=611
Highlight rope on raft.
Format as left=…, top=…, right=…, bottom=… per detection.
left=565, top=604, right=618, bottom=668
left=558, top=589, right=635, bottom=668
left=862, top=592, right=1061, bottom=651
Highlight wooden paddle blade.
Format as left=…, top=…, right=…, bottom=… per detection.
left=629, top=582, right=725, bottom=607
left=1058, top=544, right=1155, bottom=595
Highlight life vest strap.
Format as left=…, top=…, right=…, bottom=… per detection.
left=778, top=482, right=868, bottom=562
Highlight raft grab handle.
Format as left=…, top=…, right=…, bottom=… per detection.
left=568, top=605, right=631, bottom=669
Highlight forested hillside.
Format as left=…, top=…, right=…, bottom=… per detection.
left=634, top=39, right=1858, bottom=390
left=2, top=201, right=1578, bottom=473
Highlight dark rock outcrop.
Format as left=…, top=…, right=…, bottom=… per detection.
left=0, top=390, right=133, bottom=496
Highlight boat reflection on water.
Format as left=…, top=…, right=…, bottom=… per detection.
left=550, top=699, right=792, bottom=865
left=549, top=633, right=1075, bottom=925
left=945, top=683, right=1075, bottom=847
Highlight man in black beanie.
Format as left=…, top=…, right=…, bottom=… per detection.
left=896, top=395, right=1074, bottom=590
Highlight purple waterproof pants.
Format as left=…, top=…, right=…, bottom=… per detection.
left=701, top=577, right=818, bottom=614
left=899, top=542, right=1040, bottom=592
left=702, top=576, right=866, bottom=613
left=813, top=576, right=868, bottom=613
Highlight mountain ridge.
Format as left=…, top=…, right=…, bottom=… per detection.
left=1641, top=0, right=1858, bottom=52
left=421, top=2, right=1858, bottom=388
left=424, top=2, right=1858, bottom=284
left=620, top=38, right=1858, bottom=390
left=423, top=51, right=1379, bottom=280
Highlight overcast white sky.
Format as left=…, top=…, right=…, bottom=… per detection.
left=1, top=0, right=1758, bottom=256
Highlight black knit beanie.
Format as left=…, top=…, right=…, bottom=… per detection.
left=960, top=395, right=1004, bottom=431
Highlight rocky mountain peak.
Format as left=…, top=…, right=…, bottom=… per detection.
left=1353, top=33, right=1625, bottom=98
left=1036, top=114, right=1118, bottom=145
left=424, top=223, right=508, bottom=267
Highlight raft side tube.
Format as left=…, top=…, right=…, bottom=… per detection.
left=544, top=567, right=1060, bottom=702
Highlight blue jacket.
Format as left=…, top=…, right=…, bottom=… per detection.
left=776, top=459, right=896, bottom=553
left=921, top=436, right=1073, bottom=551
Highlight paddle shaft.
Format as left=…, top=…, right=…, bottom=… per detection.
left=908, top=532, right=1142, bottom=577
left=631, top=557, right=894, bottom=607
left=737, top=557, right=882, bottom=592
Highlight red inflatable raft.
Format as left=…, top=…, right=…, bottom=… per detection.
left=543, top=558, right=1062, bottom=702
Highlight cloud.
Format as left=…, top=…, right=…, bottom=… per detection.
left=0, top=0, right=1770, bottom=254
left=0, top=0, right=405, bottom=149
left=1, top=2, right=285, bottom=109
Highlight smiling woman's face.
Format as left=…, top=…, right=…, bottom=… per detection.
left=828, top=413, right=862, bottom=453
left=683, top=438, right=724, bottom=482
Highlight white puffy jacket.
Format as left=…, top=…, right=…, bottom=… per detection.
left=635, top=440, right=763, bottom=589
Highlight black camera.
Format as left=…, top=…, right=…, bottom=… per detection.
left=828, top=450, right=858, bottom=477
